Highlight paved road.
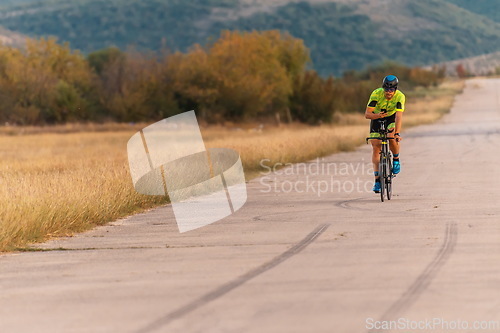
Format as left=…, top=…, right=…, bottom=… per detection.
left=1, top=79, right=499, bottom=333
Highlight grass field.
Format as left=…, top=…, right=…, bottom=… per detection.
left=0, top=79, right=464, bottom=251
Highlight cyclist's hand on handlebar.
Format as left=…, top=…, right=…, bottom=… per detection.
left=395, top=134, right=402, bottom=142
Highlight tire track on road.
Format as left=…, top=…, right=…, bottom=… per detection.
left=368, top=221, right=458, bottom=333
left=335, top=197, right=372, bottom=211
left=134, top=223, right=330, bottom=333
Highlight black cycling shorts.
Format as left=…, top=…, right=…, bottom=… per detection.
left=370, top=113, right=396, bottom=137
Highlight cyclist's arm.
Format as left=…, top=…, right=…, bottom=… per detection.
left=395, top=111, right=403, bottom=134
left=394, top=96, right=404, bottom=134
left=365, top=106, right=384, bottom=120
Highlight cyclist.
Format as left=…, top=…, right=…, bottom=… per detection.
left=365, top=75, right=405, bottom=193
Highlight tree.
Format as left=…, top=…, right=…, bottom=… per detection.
left=209, top=30, right=309, bottom=121
left=87, top=47, right=126, bottom=75
left=455, top=63, right=468, bottom=78
left=290, top=71, right=335, bottom=123
left=0, top=38, right=93, bottom=124
left=165, top=46, right=219, bottom=121
left=94, top=50, right=180, bottom=122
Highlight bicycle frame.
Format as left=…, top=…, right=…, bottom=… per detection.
left=366, top=120, right=397, bottom=202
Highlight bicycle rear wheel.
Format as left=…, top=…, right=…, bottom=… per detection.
left=379, top=157, right=386, bottom=202
left=386, top=158, right=392, bottom=200
left=386, top=176, right=392, bottom=200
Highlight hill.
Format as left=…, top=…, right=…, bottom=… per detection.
left=0, top=26, right=27, bottom=47
left=443, top=0, right=500, bottom=23
left=0, top=0, right=38, bottom=7
left=427, top=51, right=500, bottom=76
left=0, top=0, right=498, bottom=76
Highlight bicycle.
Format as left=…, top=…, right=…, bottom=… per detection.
left=366, top=120, right=397, bottom=202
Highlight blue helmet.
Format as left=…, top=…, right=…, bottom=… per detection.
left=382, top=75, right=399, bottom=90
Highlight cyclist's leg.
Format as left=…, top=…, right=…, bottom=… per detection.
left=388, top=130, right=399, bottom=156
left=369, top=119, right=382, bottom=192
left=387, top=121, right=401, bottom=174
left=371, top=140, right=382, bottom=176
left=371, top=140, right=382, bottom=193
left=369, top=119, right=382, bottom=173
left=387, top=116, right=399, bottom=156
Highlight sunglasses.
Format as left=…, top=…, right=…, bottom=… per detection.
left=384, top=87, right=396, bottom=92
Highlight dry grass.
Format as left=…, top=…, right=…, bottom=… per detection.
left=0, top=122, right=148, bottom=136
left=204, top=124, right=367, bottom=179
left=404, top=79, right=464, bottom=126
left=0, top=79, right=464, bottom=251
left=0, top=132, right=167, bottom=251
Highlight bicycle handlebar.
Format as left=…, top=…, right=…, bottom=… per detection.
left=366, top=137, right=398, bottom=143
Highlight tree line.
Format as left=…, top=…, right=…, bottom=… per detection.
left=0, top=30, right=444, bottom=126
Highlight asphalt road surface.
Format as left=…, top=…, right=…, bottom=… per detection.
left=1, top=78, right=499, bottom=333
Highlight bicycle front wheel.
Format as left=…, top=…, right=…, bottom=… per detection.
left=379, top=158, right=386, bottom=202
left=386, top=175, right=392, bottom=200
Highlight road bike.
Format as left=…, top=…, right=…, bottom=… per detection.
left=366, top=120, right=397, bottom=202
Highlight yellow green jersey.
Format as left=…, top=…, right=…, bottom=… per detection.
left=367, top=88, right=405, bottom=117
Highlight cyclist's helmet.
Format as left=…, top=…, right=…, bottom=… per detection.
left=382, top=75, right=399, bottom=90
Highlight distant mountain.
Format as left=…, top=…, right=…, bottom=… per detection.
left=0, top=0, right=498, bottom=76
left=427, top=51, right=500, bottom=76
left=443, top=0, right=500, bottom=23
left=0, top=25, right=26, bottom=47
left=0, top=0, right=38, bottom=7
